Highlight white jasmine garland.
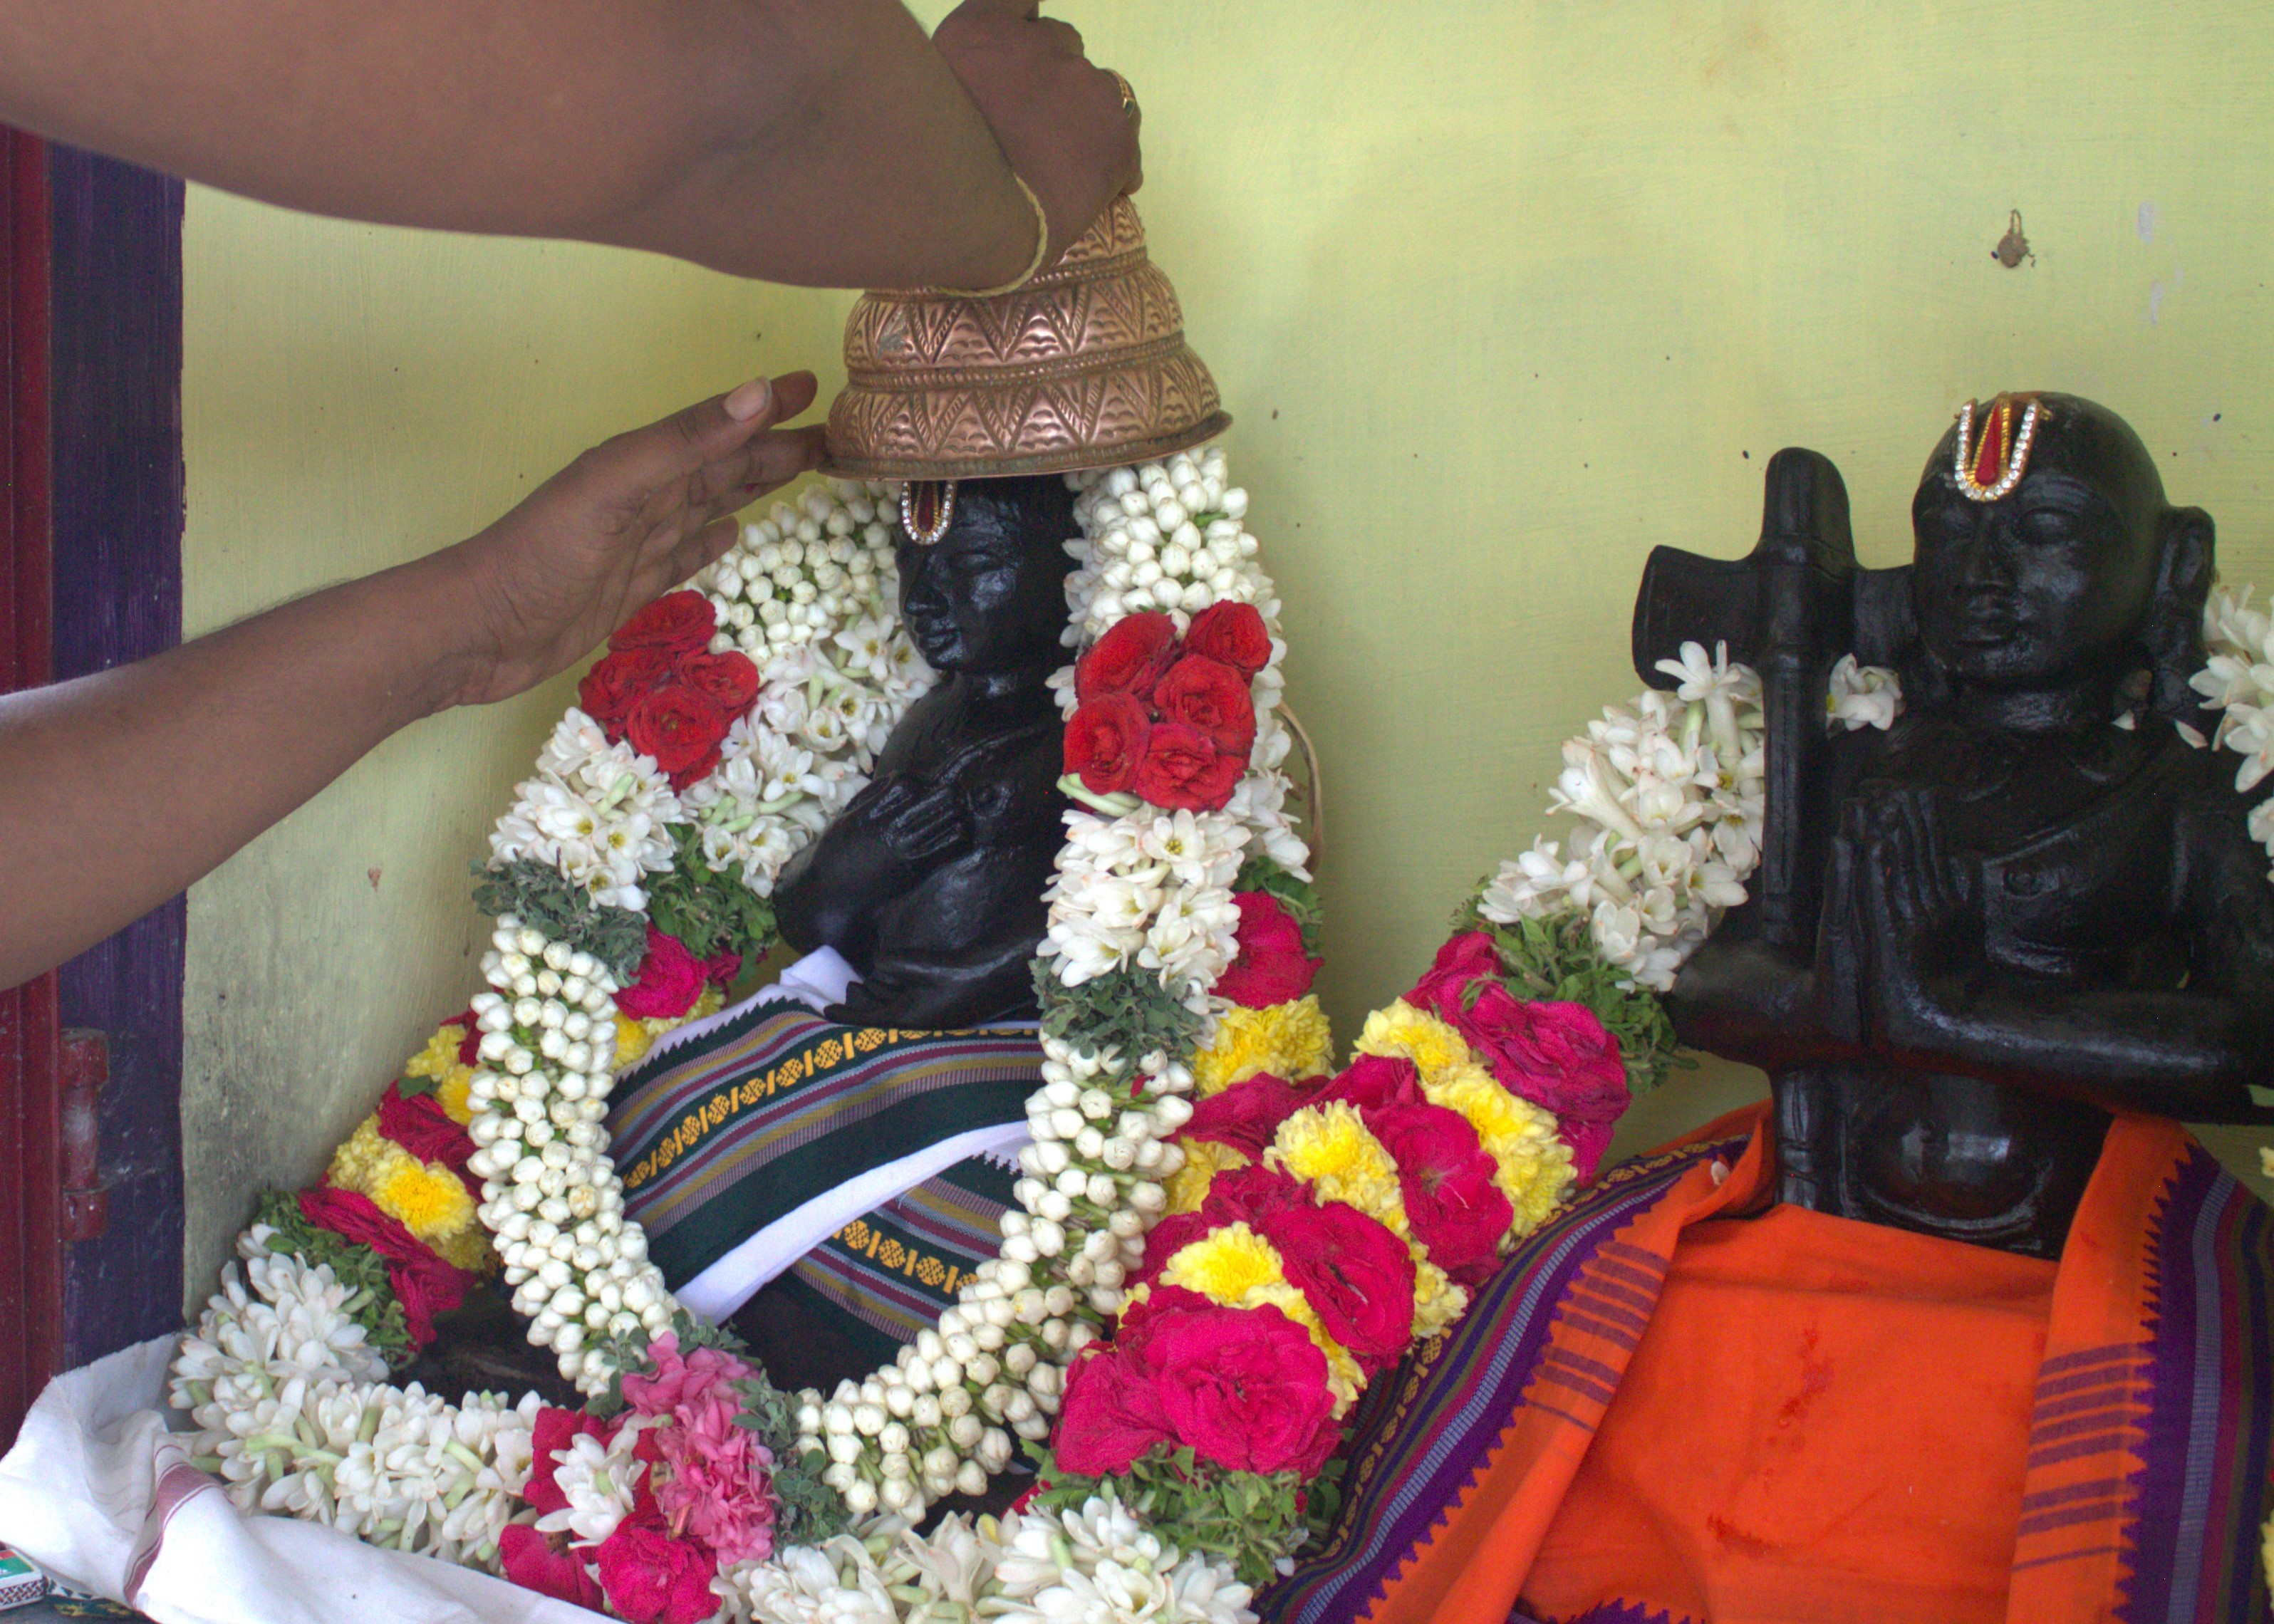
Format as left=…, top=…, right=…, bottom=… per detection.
left=2193, top=585, right=2274, bottom=878
left=180, top=459, right=1287, bottom=1611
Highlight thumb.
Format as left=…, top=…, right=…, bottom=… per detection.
left=638, top=371, right=820, bottom=482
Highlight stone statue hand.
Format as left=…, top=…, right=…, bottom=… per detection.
left=1849, top=783, right=1978, bottom=1045
left=440, top=373, right=824, bottom=708
left=933, top=0, right=1142, bottom=264
left=854, top=775, right=975, bottom=865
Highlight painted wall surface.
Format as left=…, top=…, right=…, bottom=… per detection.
left=185, top=0, right=2274, bottom=1301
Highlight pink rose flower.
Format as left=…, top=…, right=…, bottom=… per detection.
left=1259, top=1201, right=1416, bottom=1372
left=499, top=1525, right=604, bottom=1611
left=1136, top=1301, right=1339, bottom=1475
left=1407, top=932, right=1631, bottom=1181
left=1056, top=1342, right=1175, bottom=1475
left=1181, top=1072, right=1312, bottom=1159
left=618, top=927, right=708, bottom=1021
left=1364, top=1103, right=1513, bottom=1286
left=1215, top=892, right=1321, bottom=1009
left=595, top=1522, right=720, bottom=1624
left=621, top=1335, right=777, bottom=1566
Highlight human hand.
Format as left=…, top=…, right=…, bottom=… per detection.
left=933, top=0, right=1141, bottom=265
left=437, top=373, right=824, bottom=708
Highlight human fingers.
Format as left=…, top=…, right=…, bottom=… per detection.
left=685, top=424, right=828, bottom=526
left=613, top=370, right=815, bottom=493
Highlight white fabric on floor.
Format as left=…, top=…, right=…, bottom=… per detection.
left=0, top=1338, right=596, bottom=1624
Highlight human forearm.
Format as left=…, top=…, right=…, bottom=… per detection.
left=0, top=0, right=1099, bottom=288
left=0, top=559, right=469, bottom=989
left=0, top=373, right=821, bottom=991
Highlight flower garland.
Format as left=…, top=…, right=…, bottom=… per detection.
left=173, top=437, right=2274, bottom=1620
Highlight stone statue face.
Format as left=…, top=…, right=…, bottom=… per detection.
left=1909, top=395, right=2170, bottom=690
left=897, top=477, right=1075, bottom=676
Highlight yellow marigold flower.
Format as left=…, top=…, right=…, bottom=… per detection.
left=1160, top=1222, right=1287, bottom=1307
left=405, top=1024, right=467, bottom=1085
left=1355, top=1000, right=1473, bottom=1084
left=690, top=984, right=725, bottom=1021
left=435, top=1068, right=474, bottom=1125
left=327, top=1118, right=398, bottom=1195
left=1193, top=996, right=1333, bottom=1096
left=1426, top=1070, right=1577, bottom=1240
left=616, top=1019, right=655, bottom=1071
left=1411, top=1259, right=1470, bottom=1339
left=1268, top=1104, right=1409, bottom=1241
left=433, top=1225, right=494, bottom=1274
left=370, top=1157, right=477, bottom=1247
left=1165, top=1139, right=1250, bottom=1215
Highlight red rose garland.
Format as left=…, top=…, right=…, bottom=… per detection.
left=1063, top=608, right=1262, bottom=811
left=579, top=593, right=760, bottom=792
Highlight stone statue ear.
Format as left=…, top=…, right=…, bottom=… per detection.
left=2142, top=505, right=2214, bottom=725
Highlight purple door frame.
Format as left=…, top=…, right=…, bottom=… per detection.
left=0, top=127, right=184, bottom=1447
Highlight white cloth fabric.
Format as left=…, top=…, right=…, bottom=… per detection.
left=0, top=1338, right=592, bottom=1624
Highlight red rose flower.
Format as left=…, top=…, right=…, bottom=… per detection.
left=1115, top=1283, right=1218, bottom=1343
left=676, top=650, right=761, bottom=717
left=375, top=1081, right=476, bottom=1172
left=595, top=1522, right=720, bottom=1624
left=1200, top=1164, right=1314, bottom=1231
left=1126, top=1209, right=1218, bottom=1292
left=1260, top=1201, right=1416, bottom=1371
left=1075, top=612, right=1178, bottom=703
left=1184, top=601, right=1273, bottom=679
left=611, top=590, right=716, bottom=657
left=1055, top=1343, right=1175, bottom=1475
left=1408, top=932, right=1630, bottom=1182
left=1364, top=1103, right=1514, bottom=1286
left=618, top=927, right=707, bottom=1021
left=578, top=645, right=673, bottom=728
left=1215, top=892, right=1320, bottom=1009
left=1138, top=1302, right=1339, bottom=1475
left=523, top=1406, right=616, bottom=1516
left=1064, top=694, right=1153, bottom=795
left=500, top=1526, right=605, bottom=1612
left=1153, top=654, right=1257, bottom=759
left=449, top=1009, right=482, bottom=1066
left=1316, top=1053, right=1426, bottom=1115
left=297, top=1186, right=473, bottom=1347
left=627, top=682, right=730, bottom=789
left=1182, top=1072, right=1312, bottom=1159
left=1132, top=721, right=1243, bottom=811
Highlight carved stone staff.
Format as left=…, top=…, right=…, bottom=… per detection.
left=1629, top=449, right=1910, bottom=953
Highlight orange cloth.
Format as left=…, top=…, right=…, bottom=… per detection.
left=1522, top=1203, right=2056, bottom=1623
left=1351, top=1104, right=2263, bottom=1624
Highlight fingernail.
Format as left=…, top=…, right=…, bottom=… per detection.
left=724, top=378, right=771, bottom=421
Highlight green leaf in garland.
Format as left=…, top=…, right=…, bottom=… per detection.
left=469, top=859, right=648, bottom=983
left=645, top=824, right=779, bottom=965
left=250, top=1188, right=413, bottom=1365
left=1032, top=958, right=1205, bottom=1081
left=1027, top=1443, right=1321, bottom=1588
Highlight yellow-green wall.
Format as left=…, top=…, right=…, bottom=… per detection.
left=183, top=0, right=2274, bottom=1302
